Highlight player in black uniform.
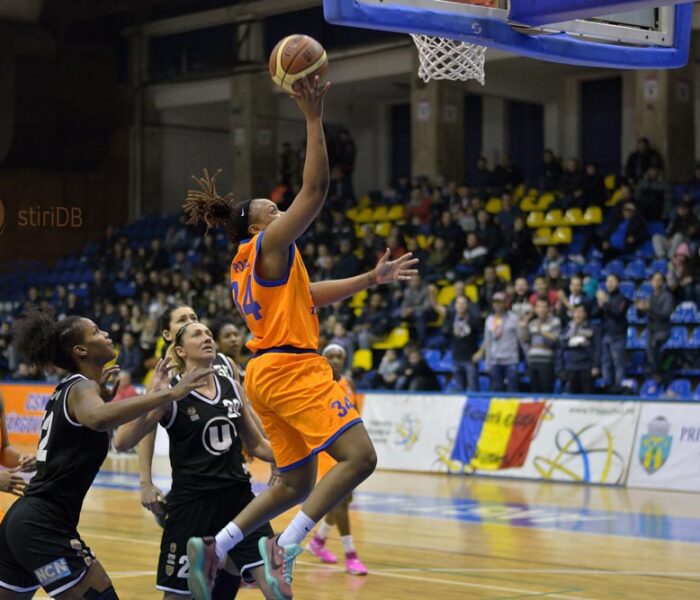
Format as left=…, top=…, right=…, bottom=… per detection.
left=113, top=322, right=276, bottom=600
left=0, top=309, right=212, bottom=600
left=211, top=320, right=245, bottom=380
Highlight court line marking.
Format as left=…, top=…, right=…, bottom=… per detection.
left=374, top=567, right=700, bottom=577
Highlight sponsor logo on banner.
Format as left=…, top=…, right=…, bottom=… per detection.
left=629, top=403, right=700, bottom=492
left=394, top=414, right=421, bottom=450
left=639, top=416, right=672, bottom=474
left=0, top=383, right=55, bottom=447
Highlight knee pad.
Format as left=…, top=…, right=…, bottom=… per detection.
left=212, top=569, right=242, bottom=600
left=83, top=585, right=119, bottom=600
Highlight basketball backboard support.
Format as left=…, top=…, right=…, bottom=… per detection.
left=322, top=0, right=692, bottom=69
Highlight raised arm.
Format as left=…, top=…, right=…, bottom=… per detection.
left=310, top=249, right=419, bottom=307
left=259, top=77, right=330, bottom=278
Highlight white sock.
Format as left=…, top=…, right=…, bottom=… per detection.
left=341, top=535, right=355, bottom=554
left=317, top=520, right=332, bottom=540
left=278, top=511, right=316, bottom=547
left=214, top=522, right=244, bottom=561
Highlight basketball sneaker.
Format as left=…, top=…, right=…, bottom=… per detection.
left=345, top=552, right=368, bottom=576
left=305, top=536, right=338, bottom=564
left=258, top=534, right=303, bottom=600
left=186, top=537, right=218, bottom=600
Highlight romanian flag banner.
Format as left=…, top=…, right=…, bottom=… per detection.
left=451, top=397, right=546, bottom=470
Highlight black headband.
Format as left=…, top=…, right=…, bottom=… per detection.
left=174, top=322, right=195, bottom=346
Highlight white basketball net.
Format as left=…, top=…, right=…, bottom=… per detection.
left=411, top=34, right=486, bottom=85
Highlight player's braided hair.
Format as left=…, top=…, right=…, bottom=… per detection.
left=183, top=169, right=251, bottom=243
left=13, top=307, right=86, bottom=371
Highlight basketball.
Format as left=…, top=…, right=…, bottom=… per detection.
left=269, top=34, right=328, bottom=94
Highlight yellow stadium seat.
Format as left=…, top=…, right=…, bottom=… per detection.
left=355, top=207, right=374, bottom=224
left=604, top=174, right=616, bottom=191
left=607, top=189, right=623, bottom=207
left=373, top=206, right=389, bottom=221
left=349, top=289, right=368, bottom=308
left=537, top=193, right=556, bottom=211
left=354, top=225, right=364, bottom=238
left=437, top=285, right=455, bottom=305
left=346, top=207, right=361, bottom=222
left=526, top=211, right=545, bottom=228
left=544, top=209, right=563, bottom=227
left=375, top=221, right=392, bottom=237
left=583, top=206, right=603, bottom=225
left=373, top=325, right=410, bottom=350
left=520, top=196, right=539, bottom=212
left=352, top=349, right=373, bottom=371
left=485, top=197, right=502, bottom=214
left=357, top=195, right=371, bottom=209
left=528, top=187, right=539, bottom=197
left=533, top=227, right=553, bottom=246
left=552, top=226, right=573, bottom=245
left=465, top=284, right=478, bottom=303
left=564, top=207, right=585, bottom=226
left=416, top=234, right=434, bottom=249
left=387, top=205, right=405, bottom=221
left=495, top=264, right=511, bottom=282
left=514, top=183, right=526, bottom=200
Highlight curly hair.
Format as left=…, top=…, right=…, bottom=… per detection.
left=183, top=169, right=252, bottom=243
left=13, top=308, right=86, bottom=372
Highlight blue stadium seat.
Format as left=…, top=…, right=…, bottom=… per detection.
left=439, top=350, right=454, bottom=372
left=647, top=221, right=665, bottom=237
left=640, top=379, right=663, bottom=398
left=602, top=259, right=624, bottom=278
left=626, top=327, right=639, bottom=349
left=637, top=282, right=652, bottom=298
left=583, top=261, right=602, bottom=280
left=628, top=350, right=646, bottom=375
left=634, top=241, right=654, bottom=259
left=688, top=328, right=700, bottom=349
left=695, top=384, right=700, bottom=401
left=618, top=280, right=635, bottom=299
left=648, top=259, right=668, bottom=276
left=664, top=327, right=689, bottom=349
left=624, top=259, right=646, bottom=280
left=444, top=377, right=462, bottom=392
left=478, top=375, right=490, bottom=392
left=422, top=349, right=442, bottom=372
left=668, top=379, right=693, bottom=400
left=626, top=305, right=647, bottom=324
left=671, top=302, right=697, bottom=324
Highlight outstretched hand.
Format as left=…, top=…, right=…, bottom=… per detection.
left=291, top=74, right=330, bottom=121
left=373, top=248, right=419, bottom=285
left=149, top=358, right=175, bottom=393
left=99, top=365, right=121, bottom=402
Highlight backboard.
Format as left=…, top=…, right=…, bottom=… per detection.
left=323, top=0, right=693, bottom=69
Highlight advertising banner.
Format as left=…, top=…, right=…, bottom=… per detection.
left=362, top=393, right=466, bottom=471
left=628, top=402, right=700, bottom=492
left=0, top=382, right=54, bottom=448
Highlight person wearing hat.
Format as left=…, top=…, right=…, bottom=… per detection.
left=473, top=292, right=520, bottom=392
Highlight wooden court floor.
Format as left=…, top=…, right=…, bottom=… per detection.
left=3, top=455, right=700, bottom=599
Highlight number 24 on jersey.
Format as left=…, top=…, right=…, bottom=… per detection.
left=231, top=275, right=262, bottom=320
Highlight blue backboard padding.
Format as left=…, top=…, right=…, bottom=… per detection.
left=323, top=0, right=692, bottom=69
left=510, top=0, right=691, bottom=27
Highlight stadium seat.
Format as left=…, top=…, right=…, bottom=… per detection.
left=604, top=174, right=616, bottom=191
left=478, top=375, right=490, bottom=392
left=439, top=350, right=454, bottom=372
left=387, top=205, right=405, bottom=221
left=668, top=379, right=693, bottom=399
left=626, top=305, right=647, bottom=324
left=355, top=207, right=374, bottom=223
left=664, top=327, right=689, bottom=349
left=551, top=226, right=572, bottom=245
left=602, top=259, right=624, bottom=278
left=526, top=211, right=545, bottom=228
left=514, top=183, right=526, bottom=200
left=544, top=209, right=564, bottom=227
left=688, top=327, right=700, bottom=349
left=671, top=302, right=697, bottom=324
left=352, top=349, right=373, bottom=371
left=563, top=208, right=585, bottom=226
left=618, top=280, right=635, bottom=299
left=624, top=259, right=646, bottom=280
left=495, top=264, right=511, bottom=282
left=465, top=284, right=478, bottom=303
left=485, top=197, right=502, bottom=214
left=533, top=227, right=552, bottom=246
left=583, top=261, right=602, bottom=280
left=375, top=221, right=392, bottom=237
left=373, top=206, right=389, bottom=221
left=437, top=285, right=455, bottom=305
left=606, top=188, right=623, bottom=207
left=349, top=290, right=368, bottom=309
left=372, top=326, right=410, bottom=350
left=626, top=327, right=641, bottom=349
left=640, top=379, right=663, bottom=398
left=637, top=282, right=653, bottom=298
left=422, top=349, right=442, bottom=372
left=583, top=206, right=602, bottom=224
left=416, top=234, right=434, bottom=249
left=647, top=221, right=665, bottom=237
left=648, top=259, right=668, bottom=277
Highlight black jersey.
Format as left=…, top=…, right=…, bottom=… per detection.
left=24, top=373, right=110, bottom=528
left=213, top=352, right=235, bottom=380
left=161, top=373, right=249, bottom=505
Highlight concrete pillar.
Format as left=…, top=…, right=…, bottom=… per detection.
left=635, top=59, right=695, bottom=181
left=230, top=69, right=278, bottom=199
left=410, top=53, right=465, bottom=182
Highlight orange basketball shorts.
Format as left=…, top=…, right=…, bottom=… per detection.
left=244, top=351, right=362, bottom=472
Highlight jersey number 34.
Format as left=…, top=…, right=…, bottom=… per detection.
left=231, top=275, right=262, bottom=321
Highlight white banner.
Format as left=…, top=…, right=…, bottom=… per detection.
left=628, top=402, right=700, bottom=492
left=363, top=393, right=466, bottom=472
left=474, top=400, right=641, bottom=485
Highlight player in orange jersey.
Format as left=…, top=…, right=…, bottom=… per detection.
left=0, top=392, right=36, bottom=521
left=306, top=344, right=368, bottom=576
left=183, top=75, right=417, bottom=600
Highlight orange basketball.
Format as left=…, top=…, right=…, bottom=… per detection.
left=269, top=34, right=328, bottom=94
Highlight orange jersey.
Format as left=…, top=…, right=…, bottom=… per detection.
left=230, top=232, right=319, bottom=353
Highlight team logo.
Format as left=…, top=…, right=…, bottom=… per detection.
left=165, top=565, right=174, bottom=576
left=394, top=414, right=421, bottom=451
left=187, top=406, right=199, bottom=421
left=639, top=416, right=672, bottom=475
left=34, top=558, right=70, bottom=586
left=0, top=197, right=5, bottom=236
left=170, top=543, right=177, bottom=553
left=202, top=416, right=237, bottom=455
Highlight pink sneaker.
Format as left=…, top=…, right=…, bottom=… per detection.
left=186, top=537, right=219, bottom=600
left=258, top=534, right=302, bottom=600
left=345, top=552, right=368, bottom=576
left=305, top=536, right=338, bottom=564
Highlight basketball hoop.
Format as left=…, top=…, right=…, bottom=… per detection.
left=411, top=34, right=486, bottom=85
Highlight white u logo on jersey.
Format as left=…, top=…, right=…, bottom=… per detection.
left=201, top=417, right=237, bottom=456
